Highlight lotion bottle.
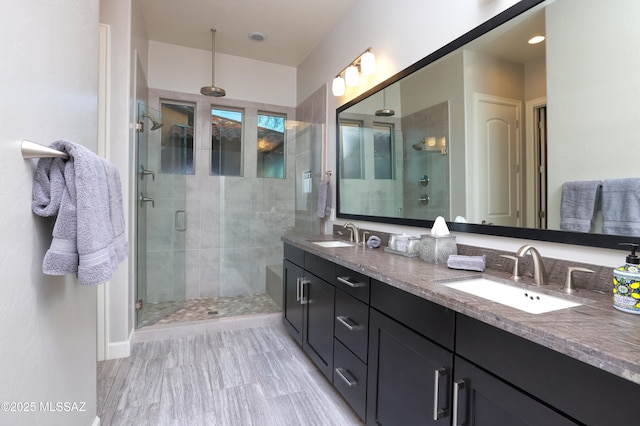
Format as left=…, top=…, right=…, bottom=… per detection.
left=613, top=243, right=640, bottom=314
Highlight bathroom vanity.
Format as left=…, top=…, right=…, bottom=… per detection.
left=282, top=234, right=640, bottom=426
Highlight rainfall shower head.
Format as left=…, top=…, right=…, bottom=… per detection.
left=375, top=89, right=395, bottom=116
left=375, top=108, right=395, bottom=117
left=142, top=113, right=164, bottom=130
left=200, top=28, right=226, bottom=97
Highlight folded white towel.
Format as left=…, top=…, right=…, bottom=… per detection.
left=560, top=180, right=602, bottom=232
left=32, top=140, right=128, bottom=285
left=602, top=178, right=640, bottom=236
left=447, top=255, right=486, bottom=272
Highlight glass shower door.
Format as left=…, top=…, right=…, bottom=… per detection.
left=136, top=103, right=187, bottom=327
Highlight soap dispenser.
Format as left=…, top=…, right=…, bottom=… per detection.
left=613, top=243, right=640, bottom=314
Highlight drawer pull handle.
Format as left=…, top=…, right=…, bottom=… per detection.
left=433, top=367, right=449, bottom=420
left=452, top=379, right=466, bottom=426
left=335, top=368, right=356, bottom=387
left=336, top=315, right=360, bottom=331
left=295, top=277, right=301, bottom=302
left=337, top=276, right=364, bottom=288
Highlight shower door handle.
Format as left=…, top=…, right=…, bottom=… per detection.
left=175, top=210, right=187, bottom=232
left=139, top=194, right=155, bottom=208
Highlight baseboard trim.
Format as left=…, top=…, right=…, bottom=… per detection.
left=106, top=329, right=133, bottom=359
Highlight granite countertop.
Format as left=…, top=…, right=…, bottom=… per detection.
left=282, top=233, right=640, bottom=386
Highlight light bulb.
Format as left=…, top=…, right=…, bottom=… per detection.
left=360, top=51, right=376, bottom=76
left=332, top=76, right=345, bottom=96
left=345, top=65, right=359, bottom=87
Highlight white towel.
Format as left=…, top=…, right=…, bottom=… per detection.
left=447, top=255, right=486, bottom=272
left=32, top=140, right=128, bottom=285
left=316, top=180, right=332, bottom=218
left=602, top=178, right=640, bottom=236
left=560, top=180, right=602, bottom=232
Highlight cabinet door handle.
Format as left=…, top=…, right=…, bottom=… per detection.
left=433, top=367, right=449, bottom=420
left=296, top=277, right=301, bottom=302
left=335, top=368, right=356, bottom=387
left=336, top=315, right=360, bottom=331
left=337, top=276, right=364, bottom=288
left=452, top=379, right=466, bottom=426
left=300, top=279, right=308, bottom=305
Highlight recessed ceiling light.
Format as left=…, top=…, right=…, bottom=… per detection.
left=528, top=35, right=545, bottom=45
left=248, top=32, right=267, bottom=42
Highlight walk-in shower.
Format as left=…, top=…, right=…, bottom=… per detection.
left=134, top=99, right=309, bottom=328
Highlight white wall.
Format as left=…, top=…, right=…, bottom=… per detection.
left=0, top=1, right=99, bottom=425
left=546, top=0, right=640, bottom=229
left=148, top=41, right=297, bottom=107
left=298, top=0, right=624, bottom=268
left=100, top=0, right=138, bottom=359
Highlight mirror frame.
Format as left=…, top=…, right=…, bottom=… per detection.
left=336, top=0, right=638, bottom=251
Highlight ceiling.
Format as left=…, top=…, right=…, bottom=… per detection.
left=137, top=0, right=357, bottom=67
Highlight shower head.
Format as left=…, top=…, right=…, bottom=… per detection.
left=143, top=113, right=164, bottom=130
left=374, top=89, right=395, bottom=116
left=200, top=85, right=226, bottom=97
left=201, top=28, right=226, bottom=97
left=375, top=108, right=395, bottom=117
left=412, top=143, right=424, bottom=151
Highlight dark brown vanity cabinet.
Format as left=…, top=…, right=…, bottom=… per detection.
left=452, top=356, right=577, bottom=426
left=456, top=315, right=640, bottom=426
left=284, top=244, right=640, bottom=426
left=366, top=280, right=455, bottom=426
left=282, top=244, right=335, bottom=380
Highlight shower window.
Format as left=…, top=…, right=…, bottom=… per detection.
left=211, top=107, right=243, bottom=176
left=257, top=112, right=286, bottom=179
left=160, top=102, right=195, bottom=174
left=373, top=122, right=394, bottom=179
left=339, top=119, right=364, bottom=179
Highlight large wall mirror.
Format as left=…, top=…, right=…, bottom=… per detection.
left=337, top=0, right=640, bottom=250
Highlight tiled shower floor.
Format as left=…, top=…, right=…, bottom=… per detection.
left=140, top=293, right=281, bottom=327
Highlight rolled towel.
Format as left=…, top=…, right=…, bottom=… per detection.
left=367, top=235, right=381, bottom=249
left=447, top=255, right=486, bottom=272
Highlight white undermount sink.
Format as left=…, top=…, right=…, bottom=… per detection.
left=311, top=240, right=356, bottom=248
left=442, top=277, right=583, bottom=314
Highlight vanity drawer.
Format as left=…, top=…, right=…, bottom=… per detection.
left=334, top=264, right=370, bottom=303
left=371, top=279, right=455, bottom=351
left=334, top=289, right=369, bottom=362
left=284, top=243, right=304, bottom=267
left=333, top=339, right=367, bottom=421
left=304, top=252, right=336, bottom=284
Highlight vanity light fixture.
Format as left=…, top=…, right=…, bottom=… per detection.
left=331, top=48, right=376, bottom=96
left=528, top=35, right=545, bottom=44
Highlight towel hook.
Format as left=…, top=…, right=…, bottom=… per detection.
left=21, top=140, right=68, bottom=160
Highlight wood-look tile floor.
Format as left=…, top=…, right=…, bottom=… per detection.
left=98, top=321, right=363, bottom=426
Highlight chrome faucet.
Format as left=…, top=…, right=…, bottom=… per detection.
left=343, top=222, right=360, bottom=244
left=516, top=245, right=547, bottom=286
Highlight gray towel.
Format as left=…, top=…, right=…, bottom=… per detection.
left=602, top=178, right=640, bottom=236
left=447, top=255, right=486, bottom=272
left=316, top=179, right=332, bottom=218
left=32, top=140, right=128, bottom=285
left=560, top=180, right=602, bottom=232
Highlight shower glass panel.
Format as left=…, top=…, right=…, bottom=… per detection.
left=136, top=102, right=188, bottom=328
